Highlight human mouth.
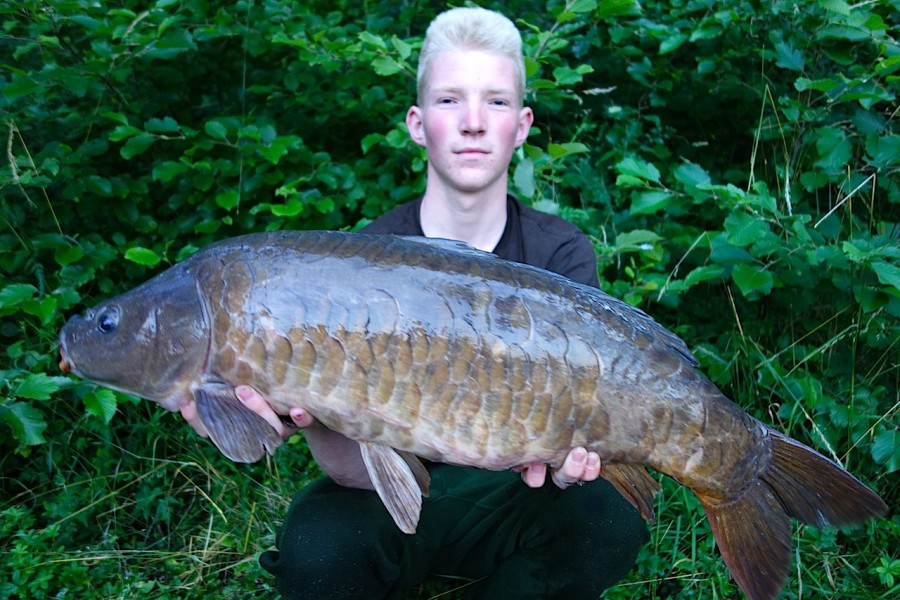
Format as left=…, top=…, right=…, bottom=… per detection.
left=455, top=148, right=489, bottom=158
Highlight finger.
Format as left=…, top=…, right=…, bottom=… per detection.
left=179, top=402, right=208, bottom=438
left=520, top=462, right=548, bottom=488
left=552, top=447, right=588, bottom=489
left=235, top=385, right=285, bottom=436
left=582, top=451, right=601, bottom=482
left=289, top=407, right=314, bottom=428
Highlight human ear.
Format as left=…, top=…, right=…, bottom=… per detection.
left=406, top=105, right=426, bottom=147
left=515, top=106, right=534, bottom=147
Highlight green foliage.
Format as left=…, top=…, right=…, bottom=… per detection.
left=1, top=0, right=896, bottom=598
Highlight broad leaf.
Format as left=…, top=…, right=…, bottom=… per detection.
left=1, top=401, right=48, bottom=445
left=84, top=389, right=118, bottom=424
left=732, top=264, right=774, bottom=297
left=124, top=247, right=162, bottom=267
left=615, top=157, right=661, bottom=184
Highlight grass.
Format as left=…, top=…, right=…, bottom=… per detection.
left=2, top=306, right=896, bottom=600
left=3, top=418, right=893, bottom=599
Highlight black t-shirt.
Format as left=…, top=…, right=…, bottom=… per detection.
left=361, top=195, right=600, bottom=288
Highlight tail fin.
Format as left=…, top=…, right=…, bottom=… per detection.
left=697, top=429, right=887, bottom=600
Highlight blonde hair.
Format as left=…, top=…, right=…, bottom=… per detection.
left=417, top=7, right=526, bottom=105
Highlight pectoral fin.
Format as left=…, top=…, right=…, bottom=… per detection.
left=194, top=382, right=284, bottom=463
left=359, top=441, right=429, bottom=534
left=599, top=463, right=661, bottom=523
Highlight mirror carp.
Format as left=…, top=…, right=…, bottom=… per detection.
left=58, top=230, right=887, bottom=600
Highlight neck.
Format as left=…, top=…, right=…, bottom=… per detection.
left=419, top=187, right=508, bottom=252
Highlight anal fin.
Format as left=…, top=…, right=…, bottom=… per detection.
left=599, top=463, right=661, bottom=523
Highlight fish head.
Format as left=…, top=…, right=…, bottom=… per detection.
left=59, top=270, right=210, bottom=411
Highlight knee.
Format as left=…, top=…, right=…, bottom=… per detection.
left=259, top=480, right=405, bottom=599
left=548, top=482, right=649, bottom=583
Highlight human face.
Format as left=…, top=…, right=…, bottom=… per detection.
left=407, top=50, right=533, bottom=198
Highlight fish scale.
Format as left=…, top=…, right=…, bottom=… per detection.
left=58, top=230, right=887, bottom=600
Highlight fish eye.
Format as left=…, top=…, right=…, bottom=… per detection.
left=97, top=308, right=119, bottom=334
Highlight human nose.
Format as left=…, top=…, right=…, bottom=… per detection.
left=460, top=102, right=486, bottom=135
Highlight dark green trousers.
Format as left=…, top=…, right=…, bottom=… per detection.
left=259, top=465, right=648, bottom=599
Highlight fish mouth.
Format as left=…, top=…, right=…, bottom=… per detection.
left=58, top=332, right=74, bottom=374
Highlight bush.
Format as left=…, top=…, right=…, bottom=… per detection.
left=2, top=1, right=896, bottom=598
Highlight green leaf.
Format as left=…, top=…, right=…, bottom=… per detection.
left=532, top=199, right=560, bottom=215
left=22, top=296, right=58, bottom=324
left=55, top=245, right=84, bottom=267
left=595, top=0, right=641, bottom=19
left=553, top=66, right=593, bottom=86
left=2, top=78, right=42, bottom=101
left=0, top=284, right=38, bottom=308
left=814, top=127, right=853, bottom=174
left=725, top=213, right=769, bottom=247
left=615, top=230, right=663, bottom=251
left=818, top=0, right=851, bottom=15
left=660, top=34, right=688, bottom=55
left=547, top=142, right=589, bottom=158
left=697, top=183, right=747, bottom=204
left=1, top=401, right=47, bottom=445
left=358, top=31, right=387, bottom=50
left=673, top=162, right=711, bottom=189
left=84, top=389, right=118, bottom=424
left=865, top=134, right=900, bottom=169
left=557, top=0, right=598, bottom=21
left=872, top=429, right=900, bottom=472
left=773, top=38, right=805, bottom=71
left=145, top=117, right=180, bottom=133
left=795, top=77, right=841, bottom=93
left=684, top=265, right=725, bottom=288
left=732, top=263, right=774, bottom=297
left=569, top=0, right=597, bottom=12
left=816, top=24, right=871, bottom=42
left=615, top=157, right=661, bottom=184
left=258, top=136, right=299, bottom=165
left=842, top=241, right=871, bottom=262
left=124, top=247, right=161, bottom=267
left=513, top=157, right=535, bottom=200
left=84, top=175, right=113, bottom=196
left=152, top=161, right=188, bottom=183
left=371, top=56, right=402, bottom=76
left=390, top=35, right=412, bottom=60
left=630, top=190, right=672, bottom=215
left=14, top=373, right=67, bottom=400
left=109, top=124, right=143, bottom=141
left=269, top=198, right=305, bottom=218
left=216, top=190, right=240, bottom=211
left=361, top=133, right=385, bottom=154
left=101, top=111, right=130, bottom=125
left=871, top=260, right=900, bottom=292
left=204, top=120, right=228, bottom=140
left=121, top=134, right=156, bottom=159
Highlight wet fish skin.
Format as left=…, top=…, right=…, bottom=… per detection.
left=58, top=230, right=887, bottom=600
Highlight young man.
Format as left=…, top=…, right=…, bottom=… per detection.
left=182, top=7, right=647, bottom=598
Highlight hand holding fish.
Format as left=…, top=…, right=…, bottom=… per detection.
left=518, top=447, right=602, bottom=489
